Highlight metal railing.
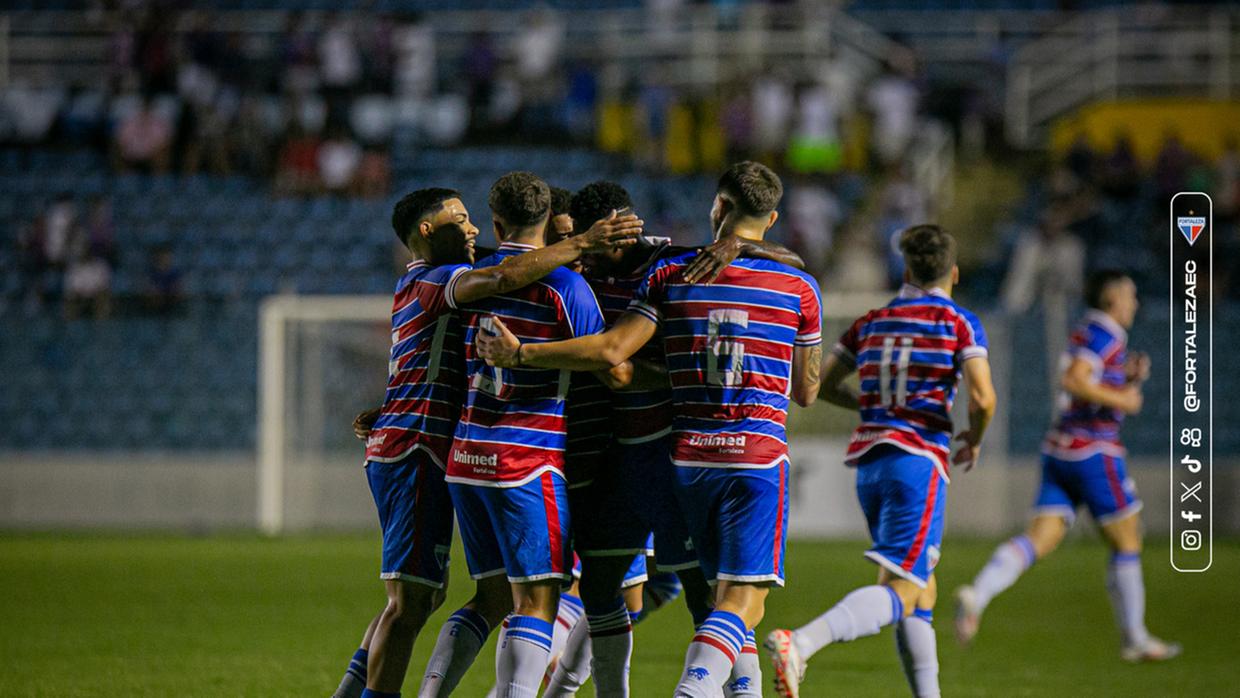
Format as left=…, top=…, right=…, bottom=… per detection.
left=1006, top=5, right=1240, bottom=149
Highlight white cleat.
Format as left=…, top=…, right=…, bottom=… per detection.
left=954, top=585, right=981, bottom=646
left=1122, top=636, right=1182, bottom=663
left=764, top=629, right=806, bottom=698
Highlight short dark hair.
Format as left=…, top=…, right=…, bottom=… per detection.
left=570, top=181, right=632, bottom=231
left=717, top=161, right=783, bottom=217
left=391, top=188, right=460, bottom=247
left=549, top=186, right=572, bottom=217
left=898, top=224, right=956, bottom=285
left=488, top=172, right=550, bottom=227
left=1085, top=269, right=1131, bottom=309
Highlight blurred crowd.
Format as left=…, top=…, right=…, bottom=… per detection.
left=0, top=3, right=934, bottom=207
left=15, top=193, right=183, bottom=318
left=1000, top=131, right=1240, bottom=314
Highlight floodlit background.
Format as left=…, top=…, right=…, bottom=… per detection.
left=0, top=1, right=1237, bottom=695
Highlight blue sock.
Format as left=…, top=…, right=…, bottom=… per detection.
left=360, top=690, right=399, bottom=698
left=332, top=648, right=368, bottom=698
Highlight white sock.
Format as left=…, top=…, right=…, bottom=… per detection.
left=586, top=598, right=633, bottom=697
left=724, top=631, right=762, bottom=697
left=895, top=609, right=940, bottom=698
left=971, top=535, right=1036, bottom=612
left=496, top=614, right=554, bottom=698
left=552, top=593, right=584, bottom=661
left=674, top=610, right=748, bottom=698
left=1107, top=552, right=1149, bottom=647
left=418, top=608, right=490, bottom=697
left=544, top=615, right=592, bottom=697
left=792, top=585, right=904, bottom=659
left=332, top=648, right=368, bottom=698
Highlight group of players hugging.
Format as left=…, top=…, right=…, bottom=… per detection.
left=329, top=160, right=1177, bottom=698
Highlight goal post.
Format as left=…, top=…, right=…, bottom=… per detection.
left=258, top=294, right=392, bottom=535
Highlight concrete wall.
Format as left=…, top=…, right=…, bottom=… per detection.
left=2, top=443, right=1236, bottom=537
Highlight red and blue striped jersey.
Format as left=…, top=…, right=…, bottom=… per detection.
left=589, top=241, right=676, bottom=444
left=365, top=260, right=471, bottom=467
left=1045, top=310, right=1128, bottom=460
left=628, top=252, right=823, bottom=469
left=564, top=371, right=611, bottom=487
left=564, top=240, right=676, bottom=486
left=448, top=242, right=606, bottom=487
left=833, top=284, right=988, bottom=480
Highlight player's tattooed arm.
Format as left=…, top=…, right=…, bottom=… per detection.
left=352, top=407, right=381, bottom=440
left=954, top=356, right=997, bottom=472
left=1061, top=356, right=1143, bottom=414
left=681, top=237, right=806, bottom=284
left=450, top=212, right=644, bottom=305
left=817, top=352, right=860, bottom=410
left=477, top=312, right=656, bottom=371
left=790, top=343, right=824, bottom=407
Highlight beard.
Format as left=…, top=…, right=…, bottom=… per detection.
left=428, top=223, right=473, bottom=265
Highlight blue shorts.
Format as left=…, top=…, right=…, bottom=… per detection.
left=449, top=470, right=573, bottom=583
left=674, top=458, right=789, bottom=586
left=366, top=452, right=454, bottom=588
left=1035, top=452, right=1142, bottom=525
left=855, top=446, right=947, bottom=589
left=574, top=437, right=698, bottom=571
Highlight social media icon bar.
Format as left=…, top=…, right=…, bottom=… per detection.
left=1169, top=192, right=1212, bottom=573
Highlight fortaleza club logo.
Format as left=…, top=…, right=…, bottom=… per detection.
left=1177, top=216, right=1206, bottom=246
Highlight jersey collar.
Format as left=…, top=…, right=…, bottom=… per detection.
left=897, top=283, right=950, bottom=300
left=406, top=260, right=429, bottom=271
left=1085, top=309, right=1128, bottom=343
left=498, top=241, right=538, bottom=253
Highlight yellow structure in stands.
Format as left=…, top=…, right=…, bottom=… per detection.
left=1052, top=100, right=1240, bottom=162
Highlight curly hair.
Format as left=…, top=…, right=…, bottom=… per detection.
left=570, top=181, right=633, bottom=232
left=488, top=171, right=550, bottom=227
left=717, top=161, right=783, bottom=218
left=391, top=187, right=461, bottom=247
left=898, top=224, right=956, bottom=285
left=549, top=186, right=573, bottom=217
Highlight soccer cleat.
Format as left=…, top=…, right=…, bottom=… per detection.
left=1121, top=636, right=1182, bottom=663
left=764, top=629, right=806, bottom=698
left=953, top=585, right=981, bottom=646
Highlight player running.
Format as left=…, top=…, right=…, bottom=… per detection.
left=476, top=162, right=823, bottom=698
left=954, top=270, right=1180, bottom=663
left=331, top=186, right=642, bottom=698
left=765, top=224, right=997, bottom=698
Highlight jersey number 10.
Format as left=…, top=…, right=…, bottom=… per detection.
left=879, top=336, right=914, bottom=407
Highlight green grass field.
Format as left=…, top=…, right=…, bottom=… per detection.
left=0, top=534, right=1234, bottom=697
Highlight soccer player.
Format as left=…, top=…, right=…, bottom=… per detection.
left=548, top=186, right=575, bottom=245
left=765, top=224, right=997, bottom=698
left=331, top=186, right=643, bottom=698
left=476, top=162, right=824, bottom=698
left=433, top=171, right=632, bottom=698
left=954, top=270, right=1180, bottom=662
left=544, top=179, right=809, bottom=698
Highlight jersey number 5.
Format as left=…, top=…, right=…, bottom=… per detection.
left=707, top=309, right=749, bottom=386
left=879, top=336, right=913, bottom=407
